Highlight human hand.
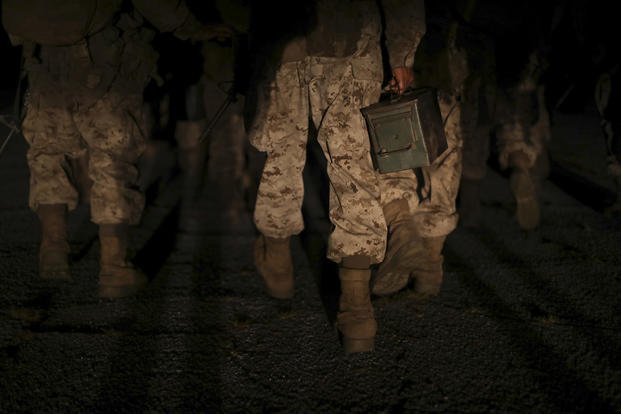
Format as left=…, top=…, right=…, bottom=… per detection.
left=389, top=66, right=414, bottom=95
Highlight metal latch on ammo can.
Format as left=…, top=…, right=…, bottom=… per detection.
left=361, top=87, right=448, bottom=173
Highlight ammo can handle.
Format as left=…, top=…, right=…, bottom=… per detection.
left=383, top=87, right=417, bottom=104
left=378, top=143, right=412, bottom=156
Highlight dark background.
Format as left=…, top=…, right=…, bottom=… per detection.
left=1, top=1, right=621, bottom=413
left=0, top=1, right=618, bottom=116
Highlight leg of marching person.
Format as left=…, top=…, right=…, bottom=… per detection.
left=249, top=61, right=308, bottom=299
left=22, top=91, right=83, bottom=280
left=77, top=93, right=148, bottom=298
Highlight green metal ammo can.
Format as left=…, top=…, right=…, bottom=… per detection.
left=361, top=87, right=447, bottom=173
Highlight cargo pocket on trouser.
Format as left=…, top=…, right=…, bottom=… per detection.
left=248, top=61, right=307, bottom=153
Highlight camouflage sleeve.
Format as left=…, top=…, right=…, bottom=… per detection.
left=131, top=0, right=205, bottom=40
left=381, top=0, right=426, bottom=69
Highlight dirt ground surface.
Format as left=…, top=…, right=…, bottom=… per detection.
left=1, top=96, right=621, bottom=413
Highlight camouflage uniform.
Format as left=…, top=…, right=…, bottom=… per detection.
left=251, top=0, right=442, bottom=264
left=21, top=22, right=152, bottom=225
left=494, top=52, right=551, bottom=174
left=4, top=0, right=225, bottom=296
left=410, top=9, right=474, bottom=234
left=416, top=89, right=463, bottom=236
left=443, top=4, right=551, bottom=185
left=159, top=0, right=251, bottom=231
left=417, top=0, right=551, bottom=230
left=6, top=0, right=212, bottom=225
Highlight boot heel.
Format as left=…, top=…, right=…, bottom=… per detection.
left=342, top=337, right=375, bottom=354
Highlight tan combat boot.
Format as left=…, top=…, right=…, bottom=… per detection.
left=254, top=234, right=294, bottom=299
left=98, top=224, right=147, bottom=299
left=37, top=204, right=70, bottom=280
left=410, top=235, right=446, bottom=297
left=337, top=255, right=377, bottom=354
left=508, top=150, right=540, bottom=230
left=372, top=199, right=424, bottom=296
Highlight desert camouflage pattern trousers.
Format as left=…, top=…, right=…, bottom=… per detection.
left=496, top=85, right=551, bottom=171
left=250, top=52, right=462, bottom=263
left=461, top=74, right=550, bottom=179
left=461, top=82, right=551, bottom=180
left=22, top=87, right=146, bottom=225
left=414, top=91, right=463, bottom=237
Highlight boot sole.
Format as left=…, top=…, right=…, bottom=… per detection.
left=342, top=337, right=375, bottom=354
